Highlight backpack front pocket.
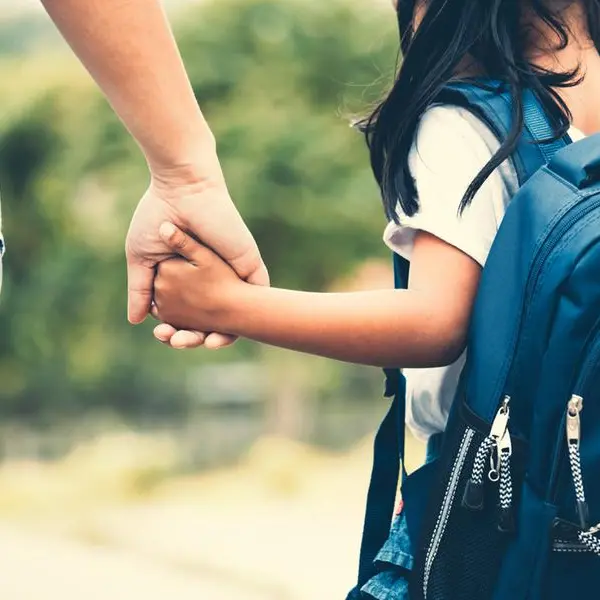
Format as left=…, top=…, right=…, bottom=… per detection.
left=410, top=400, right=527, bottom=600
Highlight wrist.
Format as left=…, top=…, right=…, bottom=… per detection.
left=219, top=280, right=257, bottom=336
left=147, top=125, right=224, bottom=190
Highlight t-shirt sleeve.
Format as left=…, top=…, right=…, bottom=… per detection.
left=384, top=105, right=513, bottom=267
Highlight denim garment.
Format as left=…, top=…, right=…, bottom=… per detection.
left=359, top=433, right=443, bottom=600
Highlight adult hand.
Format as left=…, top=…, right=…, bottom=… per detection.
left=126, top=166, right=269, bottom=349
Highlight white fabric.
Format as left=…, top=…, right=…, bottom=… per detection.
left=384, top=105, right=585, bottom=441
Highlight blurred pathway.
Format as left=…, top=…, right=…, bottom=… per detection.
left=0, top=437, right=425, bottom=600
left=0, top=524, right=270, bottom=600
left=93, top=497, right=363, bottom=600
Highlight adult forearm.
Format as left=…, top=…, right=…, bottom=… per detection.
left=41, top=0, right=218, bottom=177
left=224, top=286, right=466, bottom=368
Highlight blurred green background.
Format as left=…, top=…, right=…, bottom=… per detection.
left=0, top=1, right=424, bottom=599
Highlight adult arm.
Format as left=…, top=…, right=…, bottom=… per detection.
left=41, top=0, right=215, bottom=175
left=41, top=0, right=269, bottom=347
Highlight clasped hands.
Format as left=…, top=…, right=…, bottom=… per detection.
left=151, top=222, right=248, bottom=345
left=125, top=170, right=268, bottom=350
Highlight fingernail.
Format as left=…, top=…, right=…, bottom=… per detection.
left=159, top=222, right=177, bottom=240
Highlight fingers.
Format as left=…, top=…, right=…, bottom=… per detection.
left=127, top=261, right=155, bottom=324
left=204, top=332, right=238, bottom=349
left=154, top=323, right=177, bottom=343
left=159, top=222, right=213, bottom=265
left=155, top=221, right=245, bottom=350
left=154, top=324, right=235, bottom=349
left=180, top=193, right=269, bottom=285
left=159, top=221, right=269, bottom=286
left=154, top=323, right=207, bottom=348
left=170, top=330, right=207, bottom=349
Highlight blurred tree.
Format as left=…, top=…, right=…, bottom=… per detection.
left=177, top=0, right=397, bottom=289
left=0, top=0, right=397, bottom=425
left=0, top=15, right=61, bottom=56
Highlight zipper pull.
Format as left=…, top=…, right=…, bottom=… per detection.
left=566, top=395, right=589, bottom=530
left=497, top=428, right=515, bottom=534
left=462, top=397, right=511, bottom=511
left=490, top=396, right=511, bottom=442
left=566, top=395, right=583, bottom=447
left=488, top=396, right=510, bottom=482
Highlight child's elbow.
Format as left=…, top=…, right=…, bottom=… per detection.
left=435, top=337, right=467, bottom=367
left=428, top=323, right=468, bottom=367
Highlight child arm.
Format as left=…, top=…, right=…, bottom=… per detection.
left=153, top=224, right=482, bottom=368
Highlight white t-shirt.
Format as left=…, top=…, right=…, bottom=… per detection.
left=384, top=105, right=585, bottom=441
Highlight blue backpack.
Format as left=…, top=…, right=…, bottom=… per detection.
left=347, top=82, right=600, bottom=600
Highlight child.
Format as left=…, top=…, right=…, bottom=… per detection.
left=153, top=0, right=599, bottom=597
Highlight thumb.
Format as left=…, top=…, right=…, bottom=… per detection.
left=127, top=260, right=155, bottom=324
left=227, top=246, right=270, bottom=286
left=159, top=222, right=208, bottom=264
left=245, top=260, right=270, bottom=287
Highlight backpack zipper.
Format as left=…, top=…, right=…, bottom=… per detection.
left=565, top=383, right=600, bottom=556
left=565, top=396, right=600, bottom=557
left=548, top=319, right=600, bottom=504
left=565, top=395, right=589, bottom=530
left=462, top=397, right=511, bottom=512
left=497, top=426, right=515, bottom=533
left=560, top=323, right=600, bottom=516
left=423, top=428, right=475, bottom=598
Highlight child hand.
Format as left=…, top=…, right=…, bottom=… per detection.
left=153, top=223, right=245, bottom=333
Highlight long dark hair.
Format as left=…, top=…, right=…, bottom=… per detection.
left=362, top=0, right=600, bottom=221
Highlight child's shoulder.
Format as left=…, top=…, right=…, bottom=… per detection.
left=408, top=103, right=518, bottom=201
left=410, top=103, right=503, bottom=173
left=393, top=102, right=519, bottom=266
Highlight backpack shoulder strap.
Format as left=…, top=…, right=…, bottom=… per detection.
left=346, top=83, right=569, bottom=598
left=437, top=81, right=571, bottom=183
